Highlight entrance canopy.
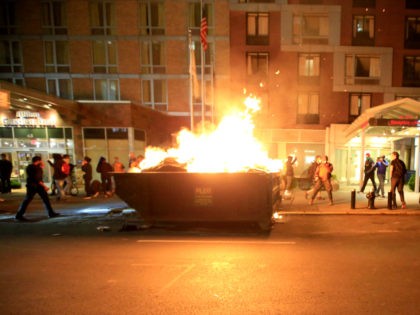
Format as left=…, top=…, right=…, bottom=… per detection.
left=344, top=98, right=420, bottom=192
left=345, top=98, right=420, bottom=141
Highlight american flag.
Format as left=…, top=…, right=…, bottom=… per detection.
left=200, top=9, right=208, bottom=51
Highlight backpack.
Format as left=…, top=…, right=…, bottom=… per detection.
left=393, top=159, right=407, bottom=178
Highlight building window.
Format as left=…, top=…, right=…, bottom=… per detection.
left=0, top=1, right=16, bottom=35
left=47, top=78, right=72, bottom=99
left=0, top=40, right=22, bottom=72
left=238, top=0, right=275, bottom=3
left=298, top=53, right=320, bottom=85
left=349, top=93, right=371, bottom=120
left=5, top=78, right=24, bottom=86
left=353, top=0, right=376, bottom=7
left=297, top=93, right=319, bottom=124
left=92, top=40, right=117, bottom=73
left=395, top=95, right=420, bottom=102
left=345, top=54, right=380, bottom=85
left=142, top=79, right=167, bottom=111
left=89, top=0, right=115, bottom=35
left=405, top=17, right=420, bottom=49
left=41, top=0, right=67, bottom=35
left=297, top=0, right=322, bottom=4
left=352, top=15, right=374, bottom=46
left=403, top=56, right=420, bottom=87
left=246, top=13, right=269, bottom=45
left=293, top=13, right=329, bottom=45
left=94, top=78, right=120, bottom=100
left=406, top=0, right=420, bottom=10
left=189, top=2, right=213, bottom=39
left=247, top=52, right=268, bottom=77
left=140, top=40, right=165, bottom=74
left=44, top=40, right=69, bottom=73
left=192, top=79, right=212, bottom=111
left=139, top=0, right=164, bottom=35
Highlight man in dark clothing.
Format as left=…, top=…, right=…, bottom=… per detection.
left=389, top=151, right=407, bottom=209
left=359, top=152, right=377, bottom=193
left=15, top=156, right=60, bottom=221
left=96, top=157, right=114, bottom=197
left=81, top=156, right=93, bottom=198
left=0, top=153, right=13, bottom=193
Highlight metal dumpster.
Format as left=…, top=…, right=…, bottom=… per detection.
left=113, top=172, right=281, bottom=231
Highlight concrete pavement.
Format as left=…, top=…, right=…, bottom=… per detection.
left=279, top=184, right=420, bottom=215
left=0, top=184, right=419, bottom=232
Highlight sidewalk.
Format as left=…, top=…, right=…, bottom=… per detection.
left=0, top=185, right=419, bottom=222
left=279, top=185, right=420, bottom=215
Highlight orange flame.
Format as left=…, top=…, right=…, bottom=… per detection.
left=136, top=96, right=283, bottom=173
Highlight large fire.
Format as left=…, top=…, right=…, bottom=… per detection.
left=132, top=96, right=283, bottom=173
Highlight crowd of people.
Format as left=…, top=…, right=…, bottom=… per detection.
left=358, top=152, right=408, bottom=209
left=8, top=152, right=145, bottom=221
left=0, top=149, right=416, bottom=221
left=284, top=151, right=411, bottom=209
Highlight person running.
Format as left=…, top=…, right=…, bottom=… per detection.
left=15, top=156, right=60, bottom=221
left=308, top=155, right=334, bottom=206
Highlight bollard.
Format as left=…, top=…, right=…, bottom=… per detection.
left=366, top=190, right=376, bottom=209
left=350, top=189, right=356, bottom=209
left=387, top=192, right=393, bottom=209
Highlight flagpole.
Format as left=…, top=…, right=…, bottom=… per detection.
left=200, top=0, right=205, bottom=133
left=188, top=28, right=194, bottom=131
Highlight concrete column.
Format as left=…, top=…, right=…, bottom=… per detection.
left=415, top=136, right=419, bottom=193
left=359, top=130, right=365, bottom=188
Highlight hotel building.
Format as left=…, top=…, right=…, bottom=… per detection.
left=0, top=0, right=419, bottom=189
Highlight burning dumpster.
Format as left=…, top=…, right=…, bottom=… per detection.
left=113, top=95, right=285, bottom=230
left=113, top=171, right=281, bottom=231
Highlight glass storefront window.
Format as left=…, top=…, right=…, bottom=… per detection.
left=0, top=127, right=13, bottom=138
left=16, top=138, right=49, bottom=148
left=14, top=128, right=47, bottom=139
left=1, top=138, right=13, bottom=147
left=47, top=127, right=64, bottom=139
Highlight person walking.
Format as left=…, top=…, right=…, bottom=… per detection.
left=81, top=156, right=93, bottom=199
left=62, top=154, right=73, bottom=196
left=285, top=155, right=297, bottom=192
left=389, top=151, right=407, bottom=209
left=51, top=154, right=68, bottom=201
left=15, top=156, right=60, bottom=221
left=305, top=155, right=321, bottom=199
left=308, top=155, right=334, bottom=206
left=375, top=155, right=388, bottom=198
left=359, top=152, right=377, bottom=193
left=96, top=157, right=114, bottom=197
left=0, top=153, right=13, bottom=193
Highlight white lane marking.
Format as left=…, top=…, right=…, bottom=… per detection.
left=157, top=263, right=196, bottom=295
left=136, top=240, right=296, bottom=245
